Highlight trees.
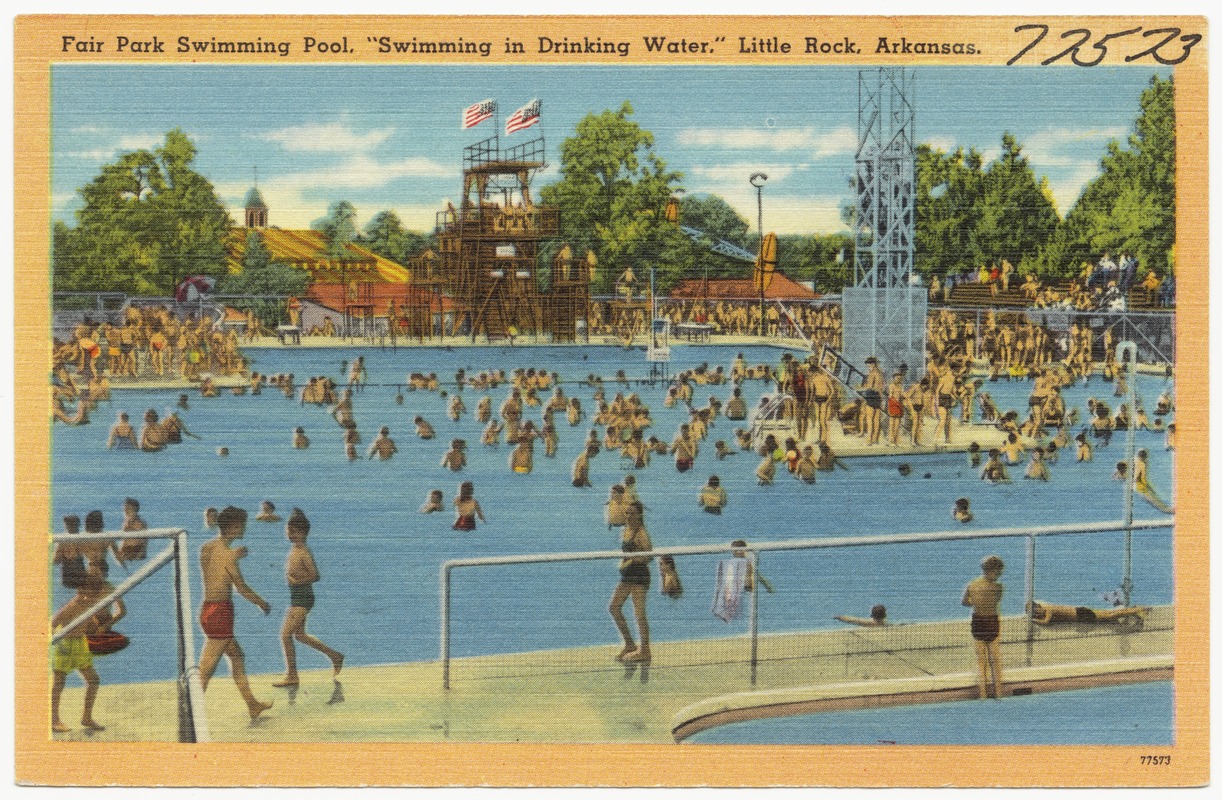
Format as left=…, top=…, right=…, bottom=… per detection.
left=218, top=231, right=311, bottom=328
left=53, top=129, right=232, bottom=295
left=914, top=144, right=985, bottom=280
left=974, top=133, right=1059, bottom=275
left=359, top=210, right=431, bottom=264
left=539, top=101, right=684, bottom=292
left=314, top=200, right=360, bottom=261
left=1048, top=75, right=1175, bottom=277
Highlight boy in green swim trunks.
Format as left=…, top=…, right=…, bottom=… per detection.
left=274, top=509, right=343, bottom=687
left=50, top=578, right=107, bottom=732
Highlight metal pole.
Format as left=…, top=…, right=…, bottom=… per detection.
left=174, top=530, right=209, bottom=743
left=1024, top=533, right=1036, bottom=641
left=750, top=173, right=767, bottom=338
left=441, top=563, right=452, bottom=690
left=1120, top=341, right=1138, bottom=606
left=749, top=550, right=760, bottom=687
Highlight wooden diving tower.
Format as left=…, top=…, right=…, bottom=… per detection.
left=435, top=135, right=588, bottom=342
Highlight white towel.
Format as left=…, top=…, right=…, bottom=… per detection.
left=712, top=558, right=748, bottom=622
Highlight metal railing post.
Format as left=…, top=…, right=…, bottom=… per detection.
left=749, top=550, right=760, bottom=687
left=1120, top=340, right=1138, bottom=606
left=435, top=519, right=1172, bottom=690
left=1024, top=533, right=1036, bottom=641
left=441, top=563, right=452, bottom=690
left=173, top=530, right=209, bottom=743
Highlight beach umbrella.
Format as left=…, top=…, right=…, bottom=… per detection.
left=175, top=275, right=216, bottom=303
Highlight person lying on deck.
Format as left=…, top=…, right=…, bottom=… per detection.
left=1027, top=601, right=1150, bottom=625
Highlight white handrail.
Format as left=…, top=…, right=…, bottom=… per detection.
left=48, top=527, right=208, bottom=742
left=440, top=517, right=1173, bottom=689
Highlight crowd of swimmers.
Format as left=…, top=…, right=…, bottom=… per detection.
left=51, top=330, right=1175, bottom=727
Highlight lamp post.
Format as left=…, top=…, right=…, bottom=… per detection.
left=749, top=172, right=768, bottom=337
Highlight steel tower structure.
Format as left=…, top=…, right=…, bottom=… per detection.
left=842, top=67, right=927, bottom=379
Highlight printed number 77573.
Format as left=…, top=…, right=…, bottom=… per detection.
left=1139, top=755, right=1171, bottom=766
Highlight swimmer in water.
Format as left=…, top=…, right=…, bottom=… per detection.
left=835, top=604, right=888, bottom=627
left=697, top=475, right=727, bottom=514
left=1024, top=448, right=1050, bottom=481
left=953, top=497, right=973, bottom=523
left=293, top=427, right=310, bottom=449
left=367, top=427, right=399, bottom=461
left=256, top=501, right=281, bottom=523
left=981, top=449, right=1009, bottom=483
left=571, top=444, right=595, bottom=488
left=107, top=412, right=137, bottom=449
left=420, top=490, right=444, bottom=514
left=1076, top=432, right=1093, bottom=462
left=440, top=439, right=467, bottom=472
left=452, top=482, right=485, bottom=530
left=509, top=438, right=533, bottom=475
left=1133, top=449, right=1173, bottom=513
left=414, top=416, right=435, bottom=440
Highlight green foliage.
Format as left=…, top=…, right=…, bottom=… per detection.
left=218, top=231, right=310, bottom=328
left=776, top=232, right=854, bottom=293
left=53, top=129, right=233, bottom=295
left=358, top=210, right=432, bottom=264
left=975, top=133, right=1060, bottom=271
left=1048, top=75, right=1175, bottom=277
left=314, top=200, right=361, bottom=261
left=539, top=101, right=683, bottom=292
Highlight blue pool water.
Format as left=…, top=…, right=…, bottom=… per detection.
left=48, top=344, right=1175, bottom=743
left=687, top=681, right=1174, bottom=745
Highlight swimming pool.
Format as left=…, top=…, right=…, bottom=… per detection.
left=686, top=680, right=1174, bottom=745
left=48, top=344, right=1175, bottom=742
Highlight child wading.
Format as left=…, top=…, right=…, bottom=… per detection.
left=274, top=509, right=343, bottom=687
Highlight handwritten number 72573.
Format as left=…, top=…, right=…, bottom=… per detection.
left=1008, top=24, right=1201, bottom=66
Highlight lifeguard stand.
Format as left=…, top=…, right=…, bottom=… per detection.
left=436, top=135, right=568, bottom=341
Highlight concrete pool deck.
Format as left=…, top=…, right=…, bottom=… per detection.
left=50, top=605, right=1172, bottom=743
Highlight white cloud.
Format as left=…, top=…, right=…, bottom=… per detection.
left=117, top=134, right=163, bottom=151
left=922, top=136, right=958, bottom=154
left=1044, top=164, right=1104, bottom=216
left=1022, top=126, right=1127, bottom=168
left=60, top=132, right=164, bottom=160
left=676, top=125, right=857, bottom=157
left=688, top=163, right=802, bottom=183
left=259, top=121, right=395, bottom=154
left=216, top=155, right=454, bottom=229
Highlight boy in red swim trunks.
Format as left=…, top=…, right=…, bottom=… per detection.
left=198, top=506, right=273, bottom=720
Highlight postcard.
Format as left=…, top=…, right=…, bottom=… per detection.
left=12, top=13, right=1207, bottom=787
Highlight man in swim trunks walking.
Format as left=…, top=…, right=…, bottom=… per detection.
left=273, top=509, right=343, bottom=688
left=198, top=506, right=273, bottom=720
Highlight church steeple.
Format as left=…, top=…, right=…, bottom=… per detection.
left=244, top=185, right=268, bottom=228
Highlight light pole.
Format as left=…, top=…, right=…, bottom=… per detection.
left=749, top=172, right=768, bottom=337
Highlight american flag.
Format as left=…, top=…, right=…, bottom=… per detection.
left=462, top=99, right=496, bottom=129
left=505, top=99, right=541, bottom=135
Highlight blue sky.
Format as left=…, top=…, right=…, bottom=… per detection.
left=50, top=64, right=1170, bottom=237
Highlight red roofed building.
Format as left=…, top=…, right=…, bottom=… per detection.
left=229, top=187, right=457, bottom=336
left=667, top=271, right=819, bottom=301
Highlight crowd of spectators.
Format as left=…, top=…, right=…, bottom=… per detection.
left=926, top=253, right=1175, bottom=311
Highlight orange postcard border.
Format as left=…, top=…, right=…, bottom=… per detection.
left=12, top=13, right=1209, bottom=787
